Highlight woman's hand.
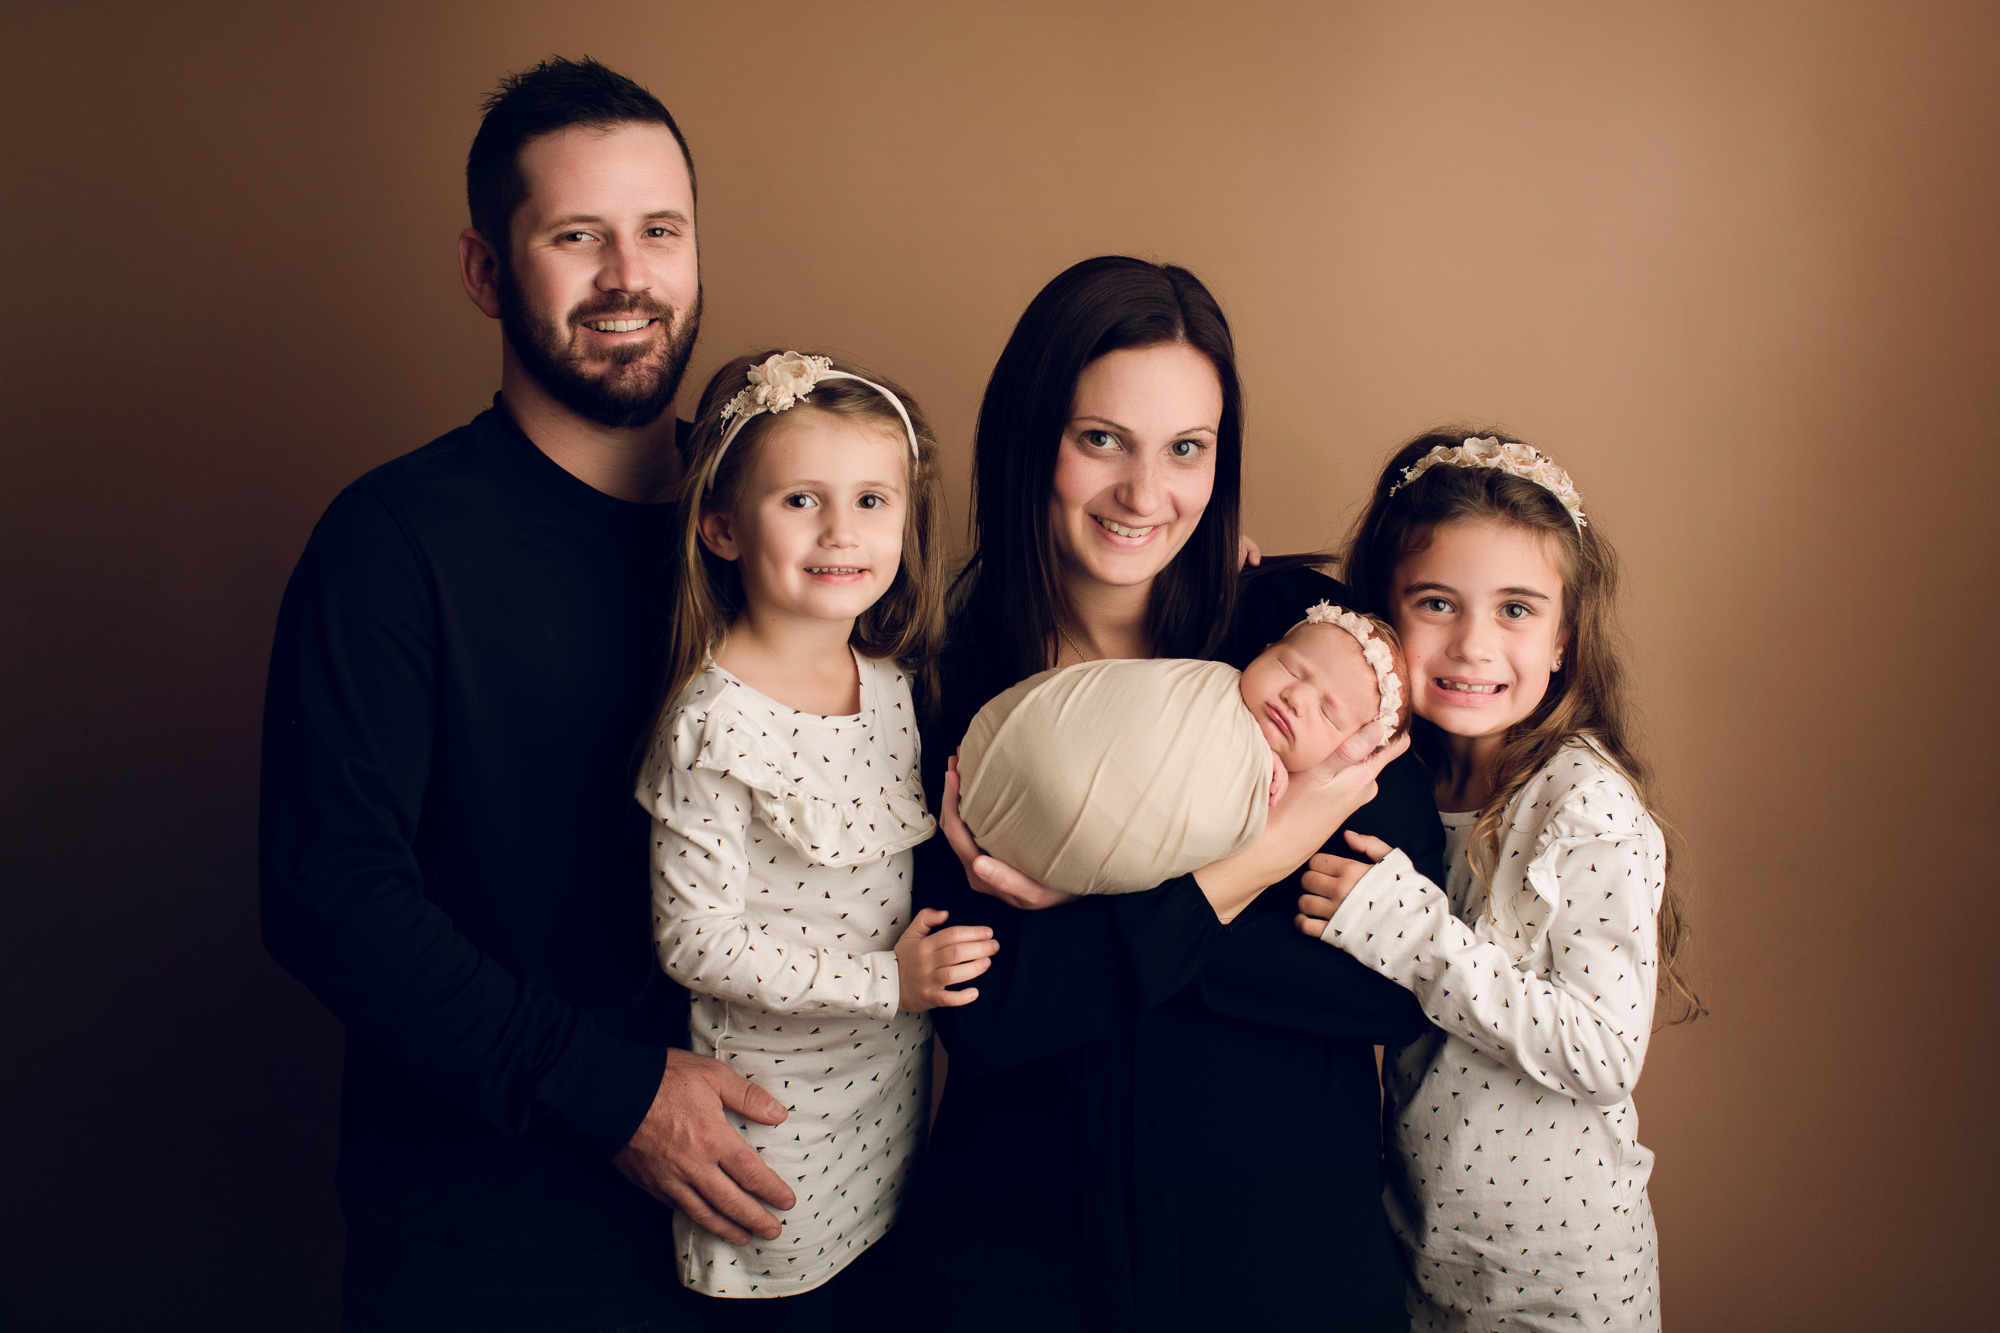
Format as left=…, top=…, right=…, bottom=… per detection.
left=941, top=755, right=1078, bottom=911
left=895, top=908, right=999, bottom=1010
left=1294, top=830, right=1393, bottom=937
left=1192, top=729, right=1409, bottom=924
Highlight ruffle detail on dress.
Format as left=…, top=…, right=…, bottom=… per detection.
left=676, top=703, right=935, bottom=868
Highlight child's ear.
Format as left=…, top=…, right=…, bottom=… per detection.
left=698, top=507, right=741, bottom=562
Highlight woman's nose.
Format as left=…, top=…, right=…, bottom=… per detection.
left=1115, top=453, right=1164, bottom=516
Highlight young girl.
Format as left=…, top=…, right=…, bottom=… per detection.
left=637, top=350, right=997, bottom=1316
left=1296, top=432, right=1700, bottom=1332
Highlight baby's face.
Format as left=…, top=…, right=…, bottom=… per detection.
left=1239, top=623, right=1381, bottom=773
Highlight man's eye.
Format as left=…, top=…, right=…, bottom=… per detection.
left=558, top=231, right=591, bottom=243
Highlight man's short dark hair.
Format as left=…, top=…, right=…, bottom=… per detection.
left=466, top=55, right=695, bottom=253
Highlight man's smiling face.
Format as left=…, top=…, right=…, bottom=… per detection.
left=498, top=122, right=700, bottom=429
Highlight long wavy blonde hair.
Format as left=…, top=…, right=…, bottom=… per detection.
left=657, top=350, right=949, bottom=725
left=1340, top=428, right=1703, bottom=1025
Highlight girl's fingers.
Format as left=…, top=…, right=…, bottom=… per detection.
left=1295, top=912, right=1329, bottom=937
left=928, top=924, right=994, bottom=946
left=1298, top=893, right=1340, bottom=918
left=936, top=957, right=993, bottom=986
left=933, top=986, right=979, bottom=1007
left=933, top=938, right=1000, bottom=965
left=1341, top=830, right=1393, bottom=862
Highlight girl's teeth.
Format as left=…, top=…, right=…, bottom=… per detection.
left=1098, top=518, right=1154, bottom=538
left=1439, top=681, right=1500, bottom=694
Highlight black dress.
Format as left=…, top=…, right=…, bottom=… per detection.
left=904, top=563, right=1445, bottom=1331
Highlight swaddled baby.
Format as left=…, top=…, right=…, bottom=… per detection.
left=956, top=603, right=1411, bottom=895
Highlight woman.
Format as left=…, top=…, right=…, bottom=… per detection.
left=906, top=257, right=1446, bottom=1328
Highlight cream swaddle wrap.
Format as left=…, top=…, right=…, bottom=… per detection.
left=955, top=658, right=1270, bottom=896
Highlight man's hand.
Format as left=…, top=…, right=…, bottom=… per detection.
left=941, top=755, right=1076, bottom=911
left=612, top=1049, right=796, bottom=1245
left=1294, top=829, right=1394, bottom=937
left=896, top=908, right=999, bottom=1011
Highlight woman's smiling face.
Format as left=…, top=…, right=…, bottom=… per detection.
left=1048, top=342, right=1221, bottom=593
left=1391, top=518, right=1570, bottom=743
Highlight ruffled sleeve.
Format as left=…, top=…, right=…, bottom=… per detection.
left=637, top=674, right=911, bottom=1022
left=1318, top=745, right=1666, bottom=1106
left=647, top=698, right=933, bottom=869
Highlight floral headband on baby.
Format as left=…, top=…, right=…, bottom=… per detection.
left=1388, top=436, right=1588, bottom=530
left=1294, top=602, right=1406, bottom=746
left=704, top=351, right=921, bottom=493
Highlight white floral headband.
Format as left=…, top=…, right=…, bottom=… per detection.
left=707, top=351, right=920, bottom=492
left=1388, top=436, right=1588, bottom=530
left=1293, top=601, right=1405, bottom=747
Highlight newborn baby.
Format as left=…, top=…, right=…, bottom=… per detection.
left=956, top=603, right=1410, bottom=896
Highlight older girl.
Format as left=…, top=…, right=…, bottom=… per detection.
left=1298, top=432, right=1700, bottom=1330
left=906, top=257, right=1442, bottom=1329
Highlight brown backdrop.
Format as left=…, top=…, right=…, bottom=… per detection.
left=3, top=2, right=1994, bottom=1329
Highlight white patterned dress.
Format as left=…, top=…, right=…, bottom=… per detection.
left=636, top=653, right=934, bottom=1298
left=1319, top=738, right=1665, bottom=1331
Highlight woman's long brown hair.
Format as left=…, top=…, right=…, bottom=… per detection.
left=1340, top=428, right=1703, bottom=1025
left=656, top=350, right=949, bottom=728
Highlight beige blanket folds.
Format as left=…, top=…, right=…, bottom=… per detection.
left=955, top=658, right=1270, bottom=896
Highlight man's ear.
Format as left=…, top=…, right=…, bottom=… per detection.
left=698, top=506, right=740, bottom=561
left=458, top=228, right=504, bottom=320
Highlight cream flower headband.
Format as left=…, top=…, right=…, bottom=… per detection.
left=1388, top=436, right=1588, bottom=530
left=1294, top=601, right=1405, bottom=747
left=707, top=351, right=920, bottom=492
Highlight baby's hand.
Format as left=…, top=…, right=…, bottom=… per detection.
left=895, top=908, right=999, bottom=1012
left=1267, top=748, right=1290, bottom=806
left=1294, top=830, right=1394, bottom=938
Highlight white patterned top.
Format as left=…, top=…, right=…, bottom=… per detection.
left=637, top=652, right=935, bottom=1298
left=1320, top=738, right=1665, bottom=1331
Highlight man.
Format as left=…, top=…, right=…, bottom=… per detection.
left=261, top=58, right=792, bottom=1331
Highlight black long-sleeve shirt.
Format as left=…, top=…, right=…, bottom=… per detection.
left=906, top=561, right=1443, bottom=1331
left=259, top=401, right=691, bottom=1328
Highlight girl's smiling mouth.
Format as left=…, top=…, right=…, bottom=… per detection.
left=1433, top=676, right=1506, bottom=701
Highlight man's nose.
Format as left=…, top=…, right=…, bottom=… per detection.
left=598, top=235, right=649, bottom=294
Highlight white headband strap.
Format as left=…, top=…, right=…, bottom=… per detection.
left=706, top=352, right=920, bottom=493
left=1292, top=601, right=1404, bottom=745
left=1387, top=436, right=1588, bottom=530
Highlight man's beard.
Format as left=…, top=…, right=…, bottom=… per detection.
left=499, top=267, right=701, bottom=430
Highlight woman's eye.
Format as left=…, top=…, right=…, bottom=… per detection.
left=1079, top=429, right=1118, bottom=450
left=782, top=493, right=817, bottom=510
left=1168, top=439, right=1205, bottom=459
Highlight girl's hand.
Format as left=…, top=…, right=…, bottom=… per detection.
left=895, top=908, right=999, bottom=1012
left=1194, top=730, right=1408, bottom=923
left=1238, top=534, right=1263, bottom=569
left=941, top=755, right=1078, bottom=911
left=1295, top=830, right=1394, bottom=937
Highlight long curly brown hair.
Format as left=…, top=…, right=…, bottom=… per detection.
left=1340, top=428, right=1703, bottom=1026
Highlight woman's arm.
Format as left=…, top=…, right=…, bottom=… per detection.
left=1306, top=791, right=1664, bottom=1105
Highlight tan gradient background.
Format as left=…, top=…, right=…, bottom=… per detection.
left=3, top=2, right=1994, bottom=1328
